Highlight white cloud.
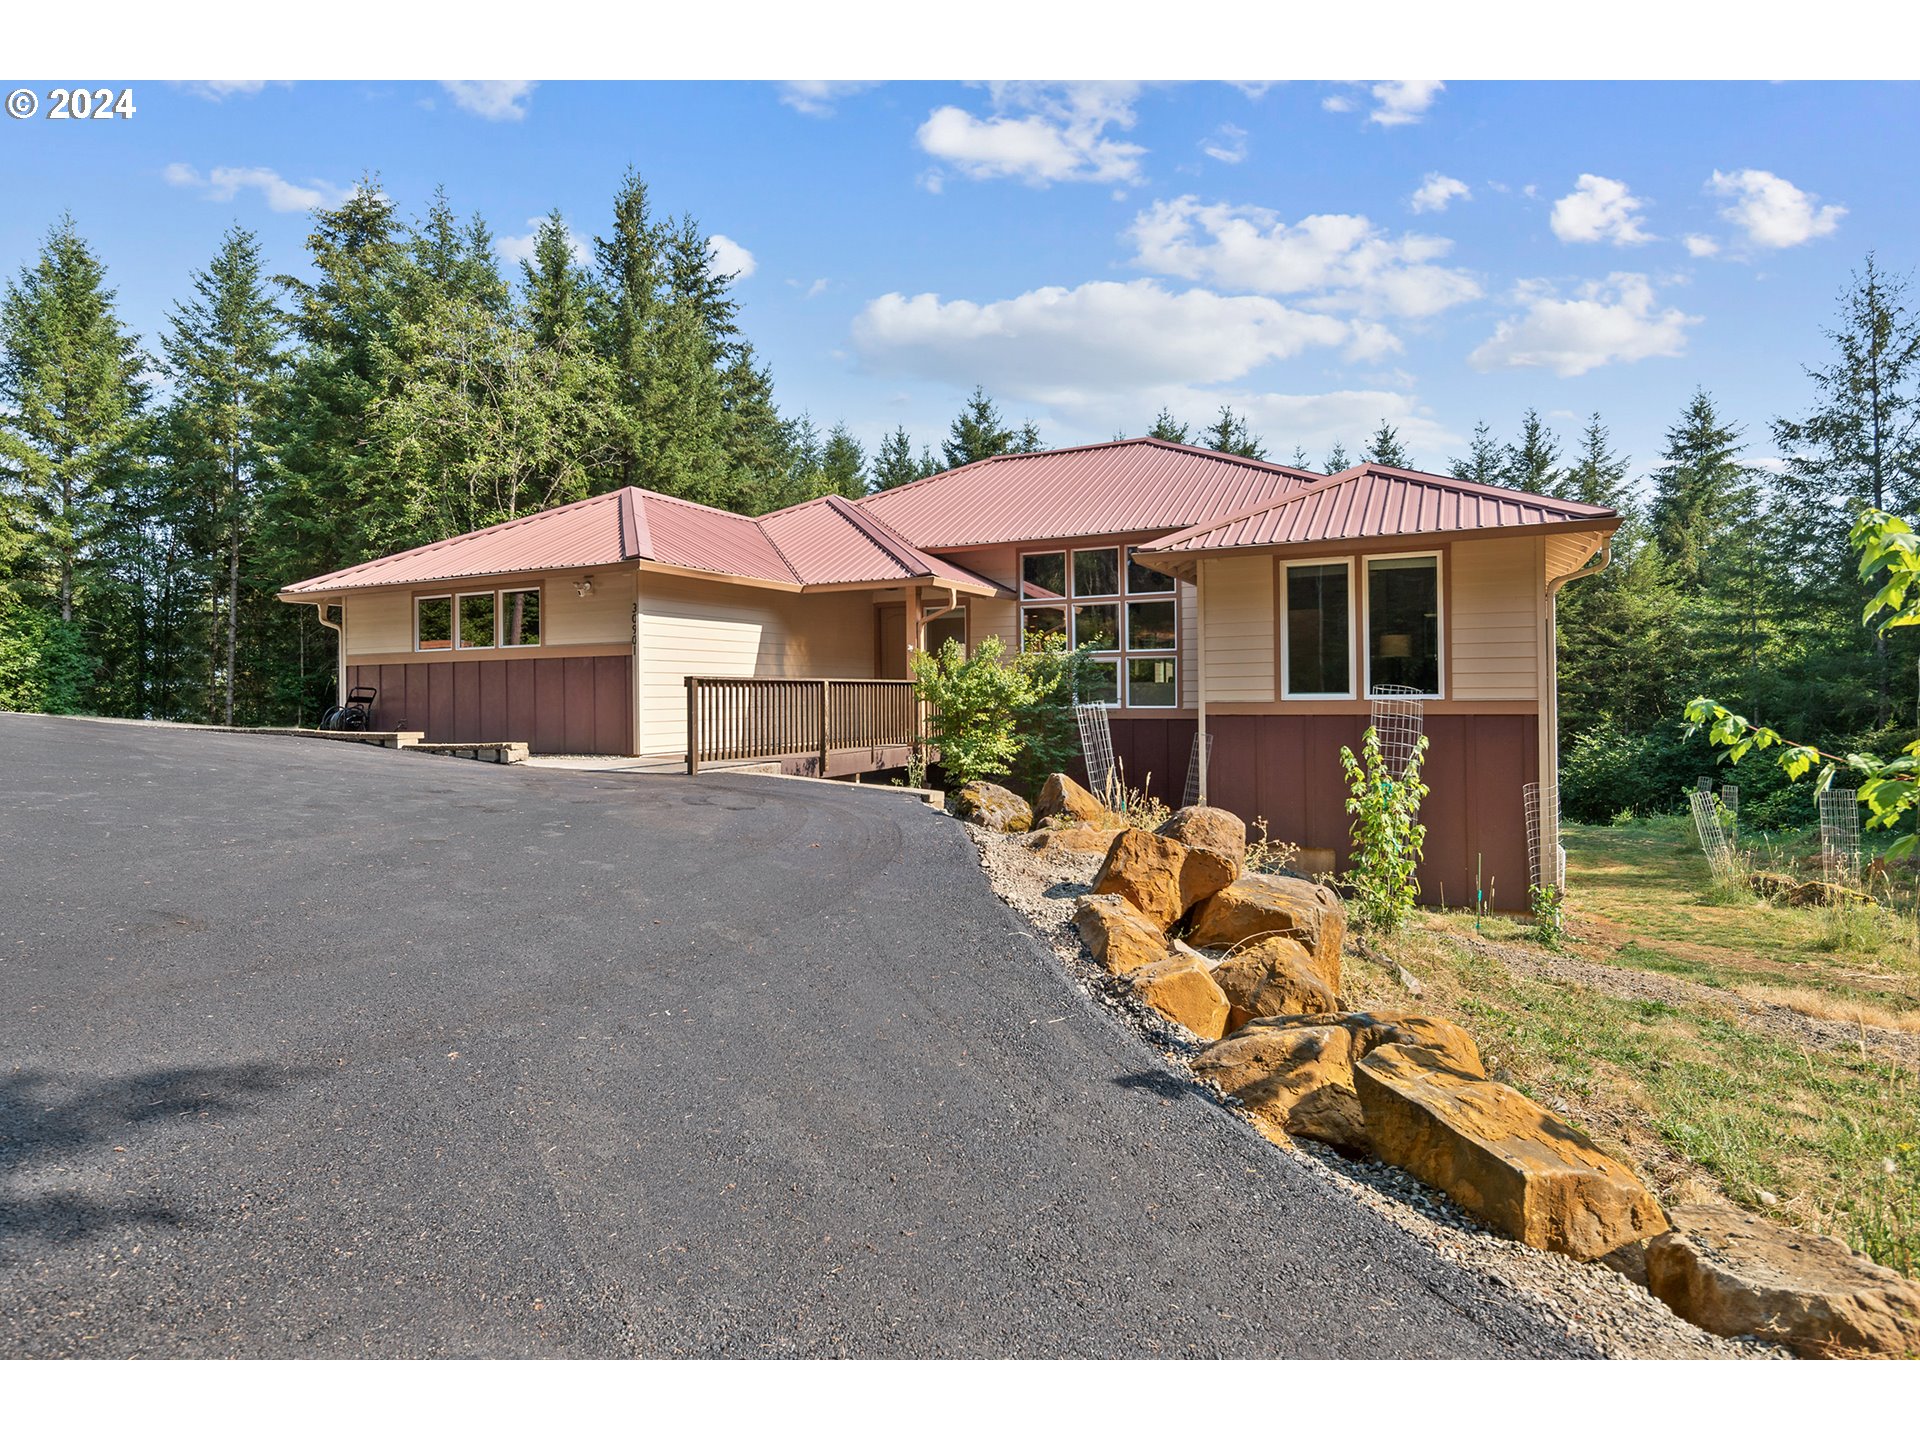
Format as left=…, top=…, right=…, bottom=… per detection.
left=916, top=83, right=1145, bottom=186
left=794, top=278, right=829, bottom=299
left=495, top=217, right=589, bottom=268
left=1321, top=94, right=1355, bottom=114
left=1128, top=196, right=1481, bottom=319
left=1708, top=168, right=1845, bottom=249
left=1469, top=272, right=1699, bottom=377
left=1367, top=80, right=1444, bottom=127
left=1202, top=124, right=1248, bottom=164
left=1409, top=173, right=1470, bottom=214
left=163, top=163, right=351, bottom=214
left=1683, top=233, right=1720, bottom=258
left=707, top=234, right=756, bottom=280
left=1550, top=174, right=1653, bottom=246
left=440, top=81, right=535, bottom=121
left=776, top=81, right=877, bottom=117
left=852, top=280, right=1358, bottom=400
left=177, top=81, right=282, bottom=101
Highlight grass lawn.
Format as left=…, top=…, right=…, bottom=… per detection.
left=1347, top=815, right=1920, bottom=1276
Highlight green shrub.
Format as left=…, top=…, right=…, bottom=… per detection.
left=909, top=634, right=1050, bottom=789
left=0, top=604, right=90, bottom=714
left=1006, top=635, right=1104, bottom=799
left=1340, top=727, right=1429, bottom=933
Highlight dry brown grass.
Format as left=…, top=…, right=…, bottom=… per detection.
left=1733, top=984, right=1920, bottom=1034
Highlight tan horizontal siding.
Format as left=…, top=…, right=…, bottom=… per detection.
left=639, top=572, right=876, bottom=754
left=345, top=590, right=411, bottom=656
left=961, top=545, right=1020, bottom=658
left=1199, top=556, right=1274, bottom=703
left=1449, top=536, right=1539, bottom=702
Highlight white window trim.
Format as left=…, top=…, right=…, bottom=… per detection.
left=414, top=593, right=452, bottom=652
left=498, top=586, right=542, bottom=649
left=1125, top=656, right=1180, bottom=710
left=1123, top=596, right=1178, bottom=654
left=1070, top=601, right=1120, bottom=652
left=1361, top=550, right=1445, bottom=701
left=1018, top=542, right=1179, bottom=711
left=1280, top=558, right=1357, bottom=701
left=1069, top=544, right=1122, bottom=600
left=454, top=589, right=499, bottom=650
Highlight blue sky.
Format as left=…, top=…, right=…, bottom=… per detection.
left=4, top=78, right=1911, bottom=491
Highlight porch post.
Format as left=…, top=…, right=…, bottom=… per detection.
left=686, top=677, right=701, bottom=775
left=818, top=679, right=831, bottom=777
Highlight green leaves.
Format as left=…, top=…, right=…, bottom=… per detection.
left=1338, top=727, right=1429, bottom=933
left=910, top=634, right=1058, bottom=790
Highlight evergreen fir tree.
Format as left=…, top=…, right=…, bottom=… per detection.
left=1013, top=419, right=1043, bottom=453
left=158, top=225, right=287, bottom=724
left=1202, top=405, right=1266, bottom=458
left=871, top=426, right=925, bottom=491
left=820, top=423, right=867, bottom=498
left=0, top=214, right=149, bottom=710
left=1448, top=421, right=1503, bottom=484
left=1324, top=441, right=1350, bottom=472
left=1565, top=413, right=1633, bottom=511
left=944, top=386, right=1015, bottom=468
left=1503, top=408, right=1563, bottom=494
left=521, top=210, right=591, bottom=349
left=1362, top=420, right=1411, bottom=469
left=1648, top=389, right=1758, bottom=595
left=1147, top=406, right=1190, bottom=444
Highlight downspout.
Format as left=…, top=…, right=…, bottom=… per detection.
left=1195, top=559, right=1208, bottom=806
left=915, top=584, right=962, bottom=645
left=312, top=599, right=345, bottom=715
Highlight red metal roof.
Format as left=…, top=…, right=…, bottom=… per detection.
left=856, top=436, right=1323, bottom=549
left=1138, top=465, right=1620, bottom=555
left=280, top=486, right=1007, bottom=597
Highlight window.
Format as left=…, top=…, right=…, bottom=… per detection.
left=457, top=592, right=496, bottom=649
left=1128, top=657, right=1177, bottom=708
left=1072, top=603, right=1118, bottom=651
left=500, top=588, right=541, bottom=647
left=1021, top=551, right=1065, bottom=601
left=1019, top=541, right=1178, bottom=708
left=1072, top=547, right=1119, bottom=598
left=1126, top=600, right=1176, bottom=652
left=1366, top=554, right=1441, bottom=697
left=416, top=595, right=452, bottom=651
left=1283, top=561, right=1352, bottom=698
left=923, top=610, right=966, bottom=653
left=1127, top=546, right=1175, bottom=594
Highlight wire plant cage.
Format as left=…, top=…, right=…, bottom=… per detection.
left=1369, top=683, right=1425, bottom=779
left=1523, top=781, right=1565, bottom=892
left=1818, top=788, right=1863, bottom=887
left=1074, top=701, right=1120, bottom=810
left=1182, top=731, right=1214, bottom=809
left=1689, top=788, right=1738, bottom=884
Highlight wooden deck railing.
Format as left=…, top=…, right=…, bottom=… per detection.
left=685, top=677, right=921, bottom=774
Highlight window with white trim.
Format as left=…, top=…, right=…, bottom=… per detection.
left=500, top=588, right=541, bottom=647
left=1019, top=543, right=1178, bottom=708
left=1365, top=554, right=1442, bottom=698
left=415, top=595, right=452, bottom=651
left=456, top=592, right=497, bottom=649
left=1282, top=560, right=1353, bottom=699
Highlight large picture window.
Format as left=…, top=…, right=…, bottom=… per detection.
left=1284, top=561, right=1352, bottom=698
left=1366, top=554, right=1442, bottom=698
left=1019, top=542, right=1178, bottom=708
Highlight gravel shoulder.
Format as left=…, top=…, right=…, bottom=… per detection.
left=971, top=826, right=1786, bottom=1360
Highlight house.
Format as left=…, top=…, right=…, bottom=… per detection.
left=280, top=438, right=1618, bottom=903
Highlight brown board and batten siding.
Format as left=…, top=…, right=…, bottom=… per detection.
left=637, top=571, right=879, bottom=757
left=340, top=568, right=636, bottom=755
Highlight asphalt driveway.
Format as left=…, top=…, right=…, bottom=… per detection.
left=0, top=714, right=1590, bottom=1357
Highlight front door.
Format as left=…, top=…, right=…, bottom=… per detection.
left=876, top=604, right=907, bottom=679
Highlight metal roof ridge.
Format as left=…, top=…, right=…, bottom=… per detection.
left=816, top=494, right=936, bottom=578
left=1348, top=463, right=1619, bottom=518
left=1137, top=467, right=1362, bottom=551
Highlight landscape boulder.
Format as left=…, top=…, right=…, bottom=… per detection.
left=1195, top=1011, right=1481, bottom=1151
left=1644, top=1203, right=1920, bottom=1358
left=951, top=781, right=1032, bottom=833
left=1156, top=806, right=1247, bottom=876
left=1128, top=953, right=1231, bottom=1040
left=1209, top=936, right=1339, bottom=1032
left=1186, top=874, right=1346, bottom=976
left=1354, top=1044, right=1667, bottom=1261
left=1074, top=894, right=1176, bottom=976
left=1025, top=824, right=1116, bottom=857
left=1091, top=829, right=1190, bottom=929
left=1034, top=772, right=1113, bottom=826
